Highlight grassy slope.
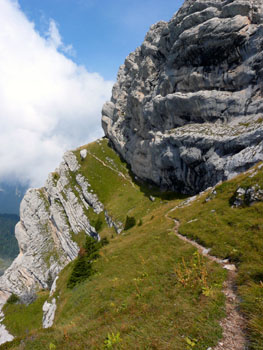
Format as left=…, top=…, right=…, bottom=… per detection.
left=2, top=138, right=262, bottom=349
left=170, top=163, right=263, bottom=350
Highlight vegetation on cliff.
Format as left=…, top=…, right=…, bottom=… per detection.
left=1, top=139, right=263, bottom=350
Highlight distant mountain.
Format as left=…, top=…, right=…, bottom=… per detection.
left=0, top=213, right=19, bottom=275
left=0, top=183, right=28, bottom=215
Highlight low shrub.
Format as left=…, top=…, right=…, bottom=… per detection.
left=7, top=293, right=19, bottom=304
left=124, top=216, right=136, bottom=230
left=67, top=235, right=109, bottom=288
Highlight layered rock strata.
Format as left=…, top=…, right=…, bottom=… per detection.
left=102, top=0, right=263, bottom=193
left=0, top=148, right=120, bottom=301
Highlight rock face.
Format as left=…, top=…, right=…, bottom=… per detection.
left=0, top=294, right=14, bottom=345
left=0, top=148, right=120, bottom=301
left=42, top=298, right=57, bottom=329
left=102, top=0, right=263, bottom=194
left=231, top=184, right=263, bottom=207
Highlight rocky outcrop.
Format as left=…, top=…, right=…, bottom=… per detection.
left=102, top=0, right=263, bottom=194
left=42, top=298, right=57, bottom=329
left=0, top=148, right=121, bottom=301
left=0, top=294, right=14, bottom=345
left=231, top=184, right=263, bottom=207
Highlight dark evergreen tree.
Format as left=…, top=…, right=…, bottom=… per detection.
left=124, top=215, right=136, bottom=230
left=67, top=235, right=108, bottom=289
left=67, top=256, right=93, bottom=289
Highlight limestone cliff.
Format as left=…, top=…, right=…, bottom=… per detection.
left=102, top=0, right=263, bottom=193
left=0, top=144, right=121, bottom=301
left=1, top=0, right=263, bottom=323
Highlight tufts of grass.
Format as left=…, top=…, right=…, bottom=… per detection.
left=74, top=140, right=166, bottom=228
left=0, top=139, right=231, bottom=350
left=3, top=291, right=49, bottom=338
left=171, top=163, right=263, bottom=349
left=1, top=202, right=226, bottom=350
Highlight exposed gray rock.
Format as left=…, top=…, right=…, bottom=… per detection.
left=0, top=149, right=123, bottom=306
left=80, top=149, right=88, bottom=160
left=63, top=151, right=80, bottom=172
left=231, top=184, right=263, bottom=207
left=42, top=298, right=57, bottom=329
left=205, top=189, right=217, bottom=202
left=50, top=276, right=58, bottom=297
left=0, top=152, right=95, bottom=300
left=104, top=210, right=123, bottom=234
left=102, top=0, right=263, bottom=194
left=0, top=294, right=13, bottom=345
left=75, top=174, right=104, bottom=214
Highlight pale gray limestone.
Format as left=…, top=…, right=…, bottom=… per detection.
left=0, top=150, right=120, bottom=306
left=42, top=298, right=57, bottom=329
left=102, top=0, right=263, bottom=193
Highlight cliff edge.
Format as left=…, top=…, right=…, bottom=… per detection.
left=0, top=144, right=121, bottom=302
left=102, top=0, right=263, bottom=193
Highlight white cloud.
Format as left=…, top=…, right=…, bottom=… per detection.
left=0, top=0, right=114, bottom=187
left=46, top=19, right=75, bottom=56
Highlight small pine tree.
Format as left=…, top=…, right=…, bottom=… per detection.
left=85, top=236, right=100, bottom=260
left=67, top=235, right=107, bottom=289
left=67, top=256, right=93, bottom=289
left=124, top=216, right=136, bottom=230
left=100, top=237, right=109, bottom=247
left=95, top=218, right=103, bottom=232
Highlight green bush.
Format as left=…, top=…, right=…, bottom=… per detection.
left=7, top=293, right=19, bottom=304
left=67, top=256, right=93, bottom=289
left=104, top=332, right=122, bottom=349
left=67, top=235, right=109, bottom=289
left=99, top=237, right=109, bottom=247
left=85, top=235, right=100, bottom=260
left=95, top=218, right=103, bottom=232
left=124, top=216, right=136, bottom=230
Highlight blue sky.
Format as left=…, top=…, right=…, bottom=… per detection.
left=18, top=0, right=183, bottom=80
left=0, top=0, right=184, bottom=188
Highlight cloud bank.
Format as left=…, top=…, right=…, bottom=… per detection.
left=0, top=0, right=113, bottom=187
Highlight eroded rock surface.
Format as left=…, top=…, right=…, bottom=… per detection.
left=0, top=150, right=120, bottom=301
left=0, top=294, right=13, bottom=345
left=231, top=184, right=263, bottom=207
left=102, top=0, right=263, bottom=193
left=42, top=298, right=57, bottom=329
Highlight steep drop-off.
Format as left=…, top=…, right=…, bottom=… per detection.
left=0, top=140, right=228, bottom=349
left=0, top=144, right=122, bottom=302
left=0, top=140, right=263, bottom=349
left=1, top=0, right=263, bottom=348
left=102, top=0, right=263, bottom=193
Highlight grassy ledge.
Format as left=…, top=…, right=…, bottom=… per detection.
left=2, top=138, right=256, bottom=350
left=171, top=163, right=263, bottom=350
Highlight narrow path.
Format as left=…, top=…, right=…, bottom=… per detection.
left=87, top=152, right=135, bottom=188
left=166, top=201, right=247, bottom=350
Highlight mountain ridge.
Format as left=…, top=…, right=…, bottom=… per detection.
left=0, top=0, right=263, bottom=348
left=102, top=0, right=263, bottom=193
